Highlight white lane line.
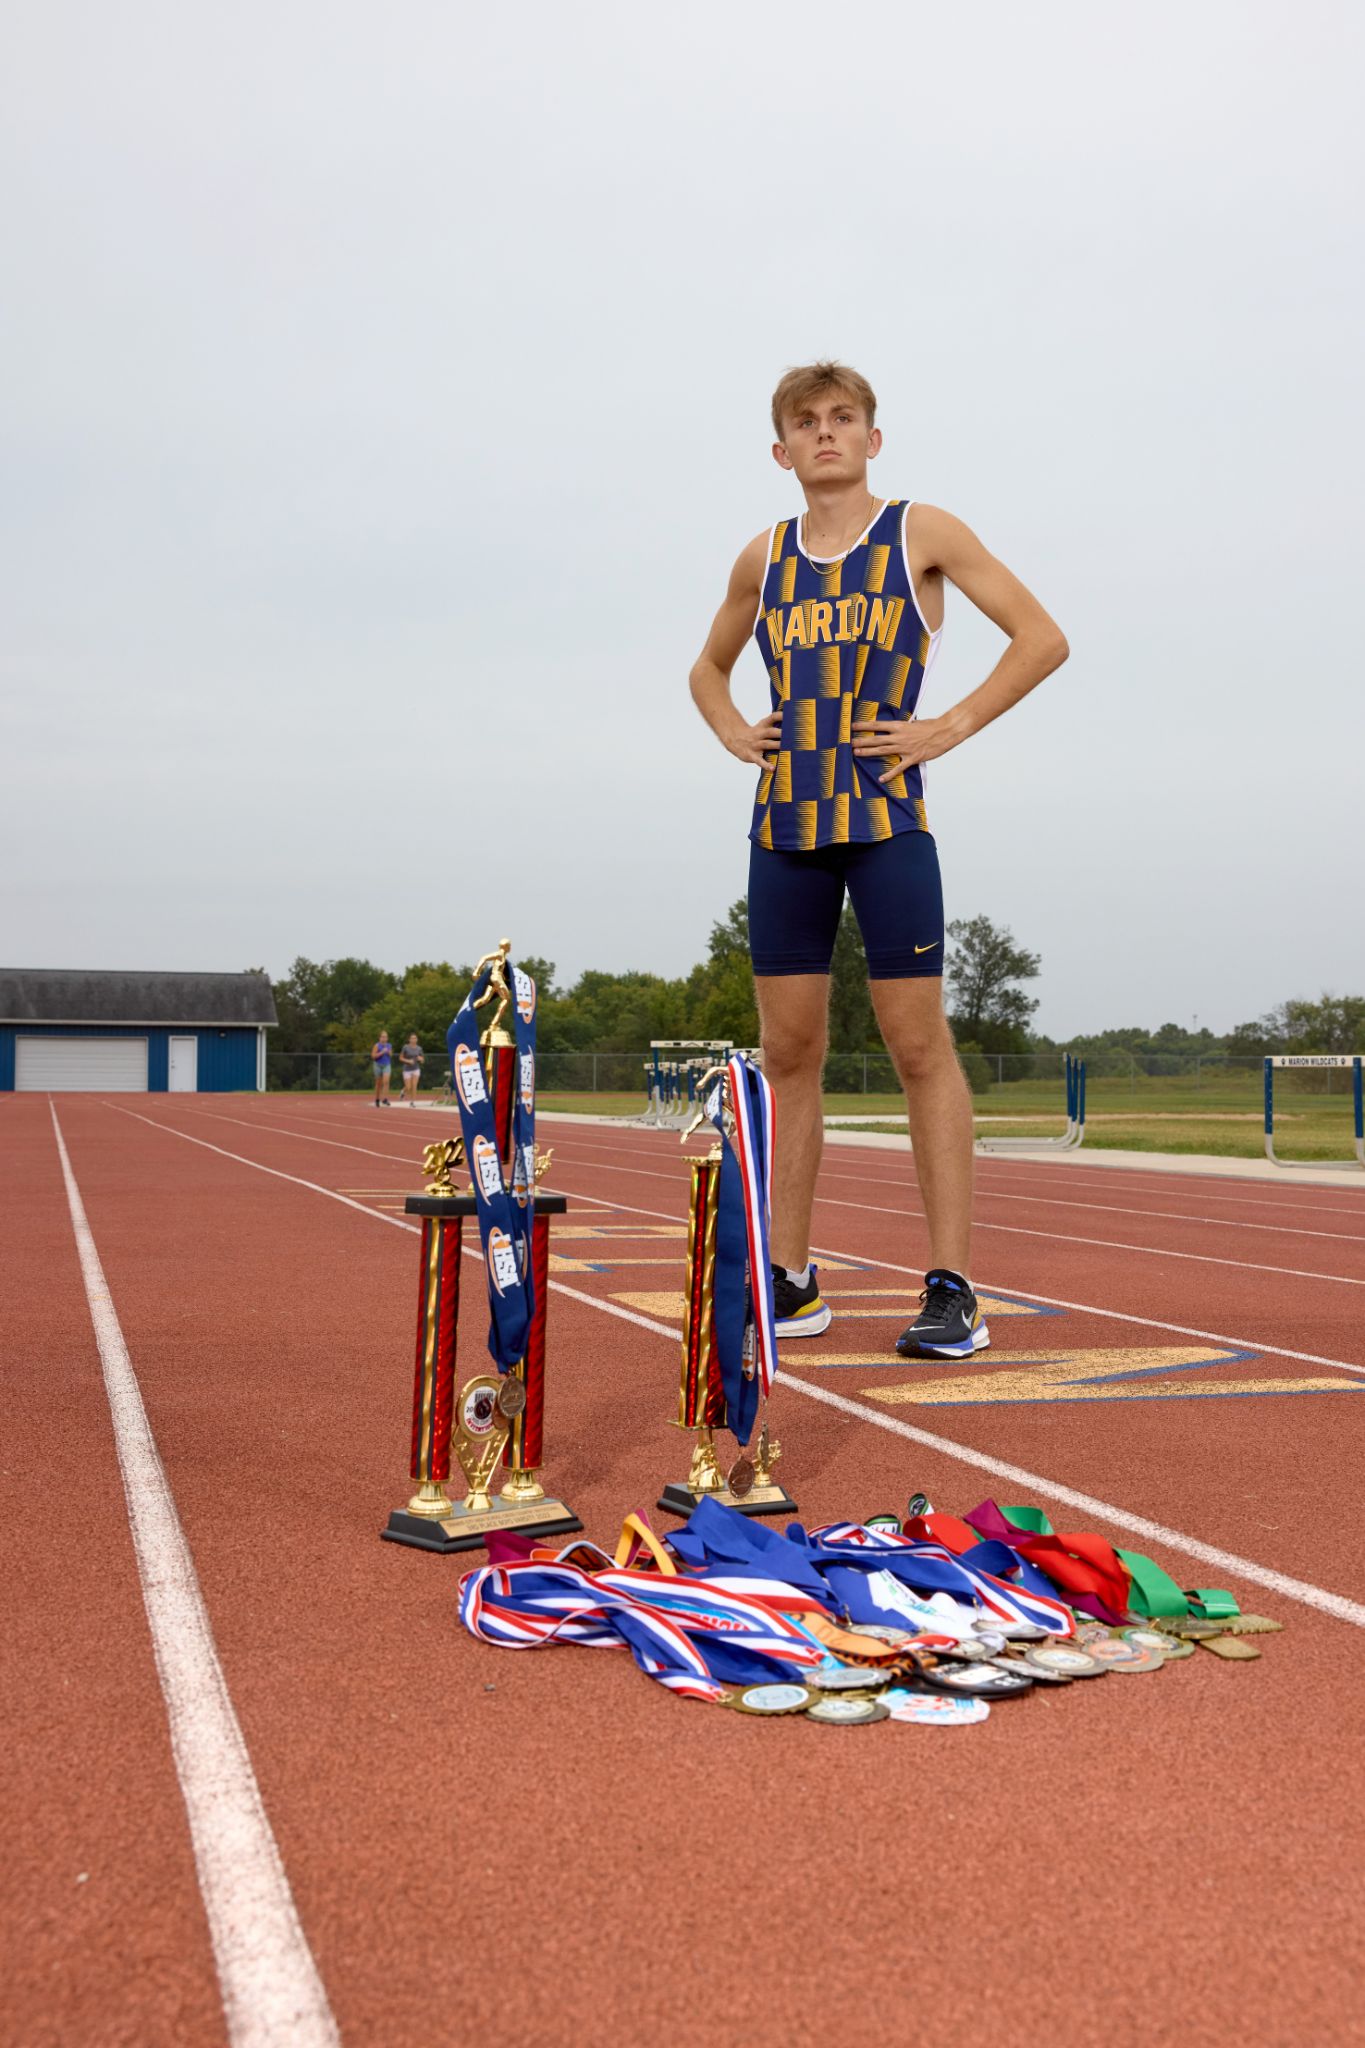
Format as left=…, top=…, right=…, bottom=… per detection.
left=811, top=1191, right=1365, bottom=1288
left=783, top=1378, right=1365, bottom=1628
left=799, top=1163, right=1365, bottom=1245
left=107, top=1106, right=1365, bottom=1629
left=107, top=1105, right=417, bottom=1231
left=172, top=1103, right=423, bottom=1167
left=51, top=1106, right=340, bottom=2048
left=117, top=1107, right=1365, bottom=1382
left=529, top=1118, right=1365, bottom=1219
left=537, top=1137, right=1365, bottom=1287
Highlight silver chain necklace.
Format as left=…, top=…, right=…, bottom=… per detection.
left=802, top=492, right=878, bottom=566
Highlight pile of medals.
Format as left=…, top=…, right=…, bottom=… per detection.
left=459, top=1492, right=1282, bottom=1726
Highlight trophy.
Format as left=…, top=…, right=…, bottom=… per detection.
left=381, top=940, right=579, bottom=1554
left=657, top=1061, right=797, bottom=1520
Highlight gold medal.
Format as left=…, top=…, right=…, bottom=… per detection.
left=805, top=1696, right=889, bottom=1725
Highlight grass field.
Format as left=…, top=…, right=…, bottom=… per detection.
left=533, top=1071, right=1363, bottom=1162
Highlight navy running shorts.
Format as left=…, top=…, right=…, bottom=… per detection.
left=747, top=832, right=945, bottom=979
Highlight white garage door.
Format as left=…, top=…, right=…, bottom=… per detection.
left=14, top=1036, right=149, bottom=1091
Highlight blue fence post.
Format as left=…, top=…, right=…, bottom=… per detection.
left=1263, top=1057, right=1274, bottom=1140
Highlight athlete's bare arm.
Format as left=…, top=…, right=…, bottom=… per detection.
left=852, top=503, right=1069, bottom=784
left=689, top=531, right=783, bottom=768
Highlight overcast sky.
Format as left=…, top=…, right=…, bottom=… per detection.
left=4, top=2, right=1362, bottom=1035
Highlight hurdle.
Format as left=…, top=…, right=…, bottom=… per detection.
left=977, top=1054, right=1086, bottom=1153
left=638, top=1039, right=731, bottom=1126
left=1264, top=1055, right=1365, bottom=1170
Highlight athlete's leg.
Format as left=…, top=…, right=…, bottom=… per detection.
left=755, top=973, right=829, bottom=1269
left=747, top=841, right=845, bottom=1270
left=868, top=978, right=973, bottom=1275
left=845, top=833, right=973, bottom=1276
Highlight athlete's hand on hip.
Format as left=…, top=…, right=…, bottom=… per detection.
left=854, top=715, right=959, bottom=782
left=726, top=710, right=783, bottom=767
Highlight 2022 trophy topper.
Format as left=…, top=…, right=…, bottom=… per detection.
left=382, top=939, right=580, bottom=1554
left=658, top=1053, right=797, bottom=1521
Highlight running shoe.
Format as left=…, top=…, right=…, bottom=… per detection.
left=895, top=1270, right=989, bottom=1358
left=771, top=1263, right=832, bottom=1338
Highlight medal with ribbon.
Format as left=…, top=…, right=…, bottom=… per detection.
left=704, top=1055, right=779, bottom=1448
left=446, top=958, right=539, bottom=1372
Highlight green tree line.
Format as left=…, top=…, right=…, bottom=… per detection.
left=263, top=911, right=1362, bottom=1092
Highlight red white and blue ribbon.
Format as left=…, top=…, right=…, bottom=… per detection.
left=668, top=1501, right=1075, bottom=1637
left=806, top=1522, right=1074, bottom=1636
left=459, top=1553, right=825, bottom=1703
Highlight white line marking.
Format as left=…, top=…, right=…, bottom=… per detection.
left=812, top=1192, right=1365, bottom=1287
left=51, top=1105, right=340, bottom=2048
left=106, top=1105, right=1365, bottom=1627
left=782, top=1378, right=1365, bottom=1627
left=117, top=1107, right=1365, bottom=1382
left=540, top=1136, right=1365, bottom=1287
left=796, top=1240, right=1365, bottom=1381
left=535, top=1118, right=1365, bottom=1218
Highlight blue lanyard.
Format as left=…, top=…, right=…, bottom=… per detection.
left=446, top=962, right=538, bottom=1370
left=704, top=1056, right=778, bottom=1449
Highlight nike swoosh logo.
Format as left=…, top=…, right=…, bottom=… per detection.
left=914, top=942, right=940, bottom=954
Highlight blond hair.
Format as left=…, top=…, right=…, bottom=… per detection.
left=771, top=360, right=877, bottom=439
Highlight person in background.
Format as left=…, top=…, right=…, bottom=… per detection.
left=372, top=1029, right=393, bottom=1106
left=399, top=1032, right=424, bottom=1105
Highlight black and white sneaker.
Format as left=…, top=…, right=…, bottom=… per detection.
left=895, top=1270, right=989, bottom=1359
left=771, top=1263, right=832, bottom=1338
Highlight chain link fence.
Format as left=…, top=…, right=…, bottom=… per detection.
left=266, top=1047, right=1340, bottom=1099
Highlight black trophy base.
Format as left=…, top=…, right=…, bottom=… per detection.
left=382, top=1495, right=583, bottom=1554
left=657, top=1482, right=798, bottom=1521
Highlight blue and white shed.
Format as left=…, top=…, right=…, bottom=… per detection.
left=0, top=969, right=277, bottom=1092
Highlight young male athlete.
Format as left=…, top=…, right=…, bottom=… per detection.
left=689, top=362, right=1068, bottom=1358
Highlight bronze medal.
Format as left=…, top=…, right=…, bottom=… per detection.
left=1197, top=1635, right=1261, bottom=1661
left=1085, top=1637, right=1147, bottom=1668
left=1105, top=1645, right=1165, bottom=1674
left=1152, top=1635, right=1194, bottom=1662
left=496, top=1376, right=527, bottom=1419
left=727, top=1455, right=756, bottom=1499
left=1221, top=1614, right=1283, bottom=1636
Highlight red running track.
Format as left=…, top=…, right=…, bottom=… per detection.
left=6, top=1094, right=1365, bottom=2048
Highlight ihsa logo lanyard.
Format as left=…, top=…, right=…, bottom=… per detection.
left=446, top=962, right=538, bottom=1370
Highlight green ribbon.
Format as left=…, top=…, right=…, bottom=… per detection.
left=1116, top=1548, right=1189, bottom=1618
left=1001, top=1505, right=1054, bottom=1536
left=1003, top=1505, right=1239, bottom=1623
left=1186, top=1587, right=1240, bottom=1620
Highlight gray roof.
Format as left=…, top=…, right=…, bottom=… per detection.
left=0, top=969, right=277, bottom=1027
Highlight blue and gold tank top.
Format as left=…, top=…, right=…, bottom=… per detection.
left=750, top=499, right=942, bottom=850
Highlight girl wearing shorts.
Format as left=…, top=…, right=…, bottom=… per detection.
left=372, top=1030, right=392, bottom=1106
